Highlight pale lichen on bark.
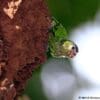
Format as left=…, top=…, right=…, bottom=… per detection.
left=3, top=0, right=22, bottom=19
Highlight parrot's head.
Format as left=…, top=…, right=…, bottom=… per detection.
left=62, top=40, right=78, bottom=58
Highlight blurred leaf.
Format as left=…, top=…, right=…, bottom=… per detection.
left=47, top=0, right=99, bottom=31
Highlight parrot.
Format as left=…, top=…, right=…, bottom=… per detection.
left=48, top=17, right=78, bottom=58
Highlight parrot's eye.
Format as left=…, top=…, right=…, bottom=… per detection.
left=71, top=45, right=79, bottom=53
left=72, top=46, right=75, bottom=50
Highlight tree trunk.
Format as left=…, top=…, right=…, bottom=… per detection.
left=0, top=0, right=51, bottom=99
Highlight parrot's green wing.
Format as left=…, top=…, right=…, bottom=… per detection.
left=51, top=17, right=68, bottom=42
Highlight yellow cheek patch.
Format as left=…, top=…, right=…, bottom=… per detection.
left=66, top=51, right=71, bottom=56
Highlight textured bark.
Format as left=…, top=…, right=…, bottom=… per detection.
left=0, top=0, right=51, bottom=99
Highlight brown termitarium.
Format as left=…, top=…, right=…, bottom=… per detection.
left=0, top=0, right=51, bottom=99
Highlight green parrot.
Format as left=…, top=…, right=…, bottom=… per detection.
left=48, top=17, right=78, bottom=58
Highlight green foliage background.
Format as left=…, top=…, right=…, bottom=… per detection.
left=47, top=0, right=99, bottom=32
left=24, top=0, right=99, bottom=100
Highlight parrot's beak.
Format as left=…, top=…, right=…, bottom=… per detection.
left=67, top=49, right=78, bottom=58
